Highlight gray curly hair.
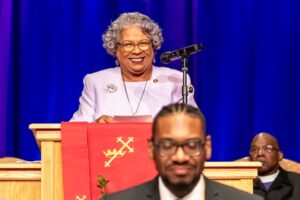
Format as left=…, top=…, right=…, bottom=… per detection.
left=102, top=12, right=164, bottom=56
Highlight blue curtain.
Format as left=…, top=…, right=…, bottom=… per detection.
left=1, top=0, right=299, bottom=161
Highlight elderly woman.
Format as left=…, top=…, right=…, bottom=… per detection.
left=71, top=12, right=197, bottom=122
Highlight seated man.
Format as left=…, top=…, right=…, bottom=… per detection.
left=101, top=103, right=262, bottom=200
left=249, top=132, right=300, bottom=200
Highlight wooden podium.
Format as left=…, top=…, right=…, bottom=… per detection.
left=0, top=157, right=41, bottom=200
left=27, top=123, right=261, bottom=200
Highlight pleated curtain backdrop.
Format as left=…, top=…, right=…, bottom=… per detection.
left=0, top=0, right=299, bottom=161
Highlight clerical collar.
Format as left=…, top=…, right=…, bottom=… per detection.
left=158, top=175, right=205, bottom=200
left=259, top=169, right=280, bottom=183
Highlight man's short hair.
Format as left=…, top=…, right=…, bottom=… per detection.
left=152, top=103, right=206, bottom=138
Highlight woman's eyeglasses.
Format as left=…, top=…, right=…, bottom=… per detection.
left=117, top=40, right=152, bottom=52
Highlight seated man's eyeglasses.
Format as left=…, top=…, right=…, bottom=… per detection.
left=152, top=138, right=206, bottom=157
left=249, top=145, right=279, bottom=155
left=117, top=40, right=152, bottom=52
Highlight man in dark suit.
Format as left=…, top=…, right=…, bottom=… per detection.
left=101, top=103, right=262, bottom=200
left=249, top=132, right=300, bottom=200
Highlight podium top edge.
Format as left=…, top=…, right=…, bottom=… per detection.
left=29, top=123, right=61, bottom=130
left=205, top=161, right=262, bottom=167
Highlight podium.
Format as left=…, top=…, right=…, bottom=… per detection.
left=27, top=123, right=261, bottom=200
left=30, top=124, right=64, bottom=200
left=0, top=157, right=41, bottom=200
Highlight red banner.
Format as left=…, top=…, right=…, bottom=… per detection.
left=61, top=122, right=157, bottom=200
left=61, top=122, right=92, bottom=200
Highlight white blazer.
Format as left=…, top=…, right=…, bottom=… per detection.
left=70, top=66, right=197, bottom=122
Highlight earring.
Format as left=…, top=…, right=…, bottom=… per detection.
left=153, top=58, right=156, bottom=64
left=115, top=59, right=119, bottom=66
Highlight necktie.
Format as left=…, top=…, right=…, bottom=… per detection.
left=263, top=181, right=273, bottom=190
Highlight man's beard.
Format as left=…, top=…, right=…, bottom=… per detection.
left=162, top=175, right=200, bottom=196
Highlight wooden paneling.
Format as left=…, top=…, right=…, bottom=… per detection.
left=0, top=160, right=41, bottom=200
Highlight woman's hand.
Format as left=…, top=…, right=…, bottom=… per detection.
left=95, top=115, right=114, bottom=123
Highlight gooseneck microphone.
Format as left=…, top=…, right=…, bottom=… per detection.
left=160, top=43, right=204, bottom=64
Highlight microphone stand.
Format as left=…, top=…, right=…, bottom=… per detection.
left=160, top=44, right=204, bottom=104
left=181, top=56, right=189, bottom=104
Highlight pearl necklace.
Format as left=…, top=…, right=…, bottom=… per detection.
left=122, top=78, right=149, bottom=115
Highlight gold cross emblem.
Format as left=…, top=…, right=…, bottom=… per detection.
left=103, top=137, right=134, bottom=167
left=75, top=195, right=86, bottom=200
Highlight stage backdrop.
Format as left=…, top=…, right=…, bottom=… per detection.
left=0, top=0, right=299, bottom=162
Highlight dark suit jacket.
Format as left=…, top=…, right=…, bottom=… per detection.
left=101, top=177, right=263, bottom=200
left=254, top=168, right=300, bottom=200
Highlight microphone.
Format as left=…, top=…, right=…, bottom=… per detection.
left=160, top=43, right=204, bottom=64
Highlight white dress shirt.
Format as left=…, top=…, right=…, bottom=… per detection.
left=158, top=175, right=205, bottom=200
left=259, top=169, right=279, bottom=183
